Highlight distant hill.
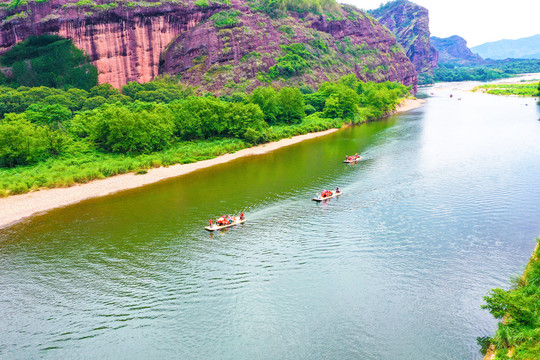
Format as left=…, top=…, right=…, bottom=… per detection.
left=431, top=35, right=483, bottom=65
left=471, top=34, right=540, bottom=60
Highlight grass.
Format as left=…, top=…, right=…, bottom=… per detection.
left=0, top=116, right=345, bottom=197
left=0, top=138, right=247, bottom=196
left=474, top=82, right=540, bottom=97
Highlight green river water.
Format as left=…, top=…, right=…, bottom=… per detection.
left=1, top=82, right=540, bottom=359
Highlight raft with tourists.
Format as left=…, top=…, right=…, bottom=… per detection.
left=205, top=213, right=246, bottom=231
left=343, top=154, right=362, bottom=163
left=313, top=188, right=342, bottom=201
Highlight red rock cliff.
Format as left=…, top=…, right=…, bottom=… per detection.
left=0, top=0, right=217, bottom=88
left=160, top=4, right=417, bottom=93
left=0, top=0, right=418, bottom=91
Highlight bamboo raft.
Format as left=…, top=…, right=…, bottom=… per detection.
left=343, top=156, right=362, bottom=163
left=312, top=191, right=342, bottom=202
left=205, top=218, right=246, bottom=231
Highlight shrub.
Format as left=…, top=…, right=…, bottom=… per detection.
left=268, top=43, right=312, bottom=79
left=210, top=10, right=241, bottom=28
left=277, top=87, right=305, bottom=124
left=84, top=104, right=175, bottom=153
left=0, top=113, right=48, bottom=167
left=25, top=103, right=72, bottom=127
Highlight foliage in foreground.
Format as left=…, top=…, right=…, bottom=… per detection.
left=0, top=75, right=409, bottom=196
left=480, top=240, right=540, bottom=359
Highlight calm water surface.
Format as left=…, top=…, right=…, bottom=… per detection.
left=1, top=84, right=540, bottom=359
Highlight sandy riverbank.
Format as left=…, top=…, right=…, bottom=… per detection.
left=0, top=98, right=425, bottom=230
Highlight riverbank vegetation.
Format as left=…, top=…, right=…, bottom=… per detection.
left=479, top=240, right=540, bottom=359
left=474, top=82, right=540, bottom=97
left=0, top=74, right=409, bottom=196
left=419, top=59, right=540, bottom=85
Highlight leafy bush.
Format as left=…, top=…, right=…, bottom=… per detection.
left=0, top=114, right=47, bottom=167
left=278, top=87, right=305, bottom=124
left=210, top=10, right=241, bottom=28
left=268, top=43, right=312, bottom=79
left=481, top=240, right=540, bottom=359
left=76, top=104, right=175, bottom=154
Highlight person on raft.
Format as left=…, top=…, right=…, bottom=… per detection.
left=336, top=186, right=340, bottom=193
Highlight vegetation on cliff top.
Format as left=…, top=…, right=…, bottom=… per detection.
left=249, top=0, right=339, bottom=17
left=0, top=35, right=98, bottom=90
left=480, top=240, right=540, bottom=359
left=0, top=74, right=409, bottom=196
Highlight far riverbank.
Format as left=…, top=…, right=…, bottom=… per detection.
left=0, top=99, right=425, bottom=229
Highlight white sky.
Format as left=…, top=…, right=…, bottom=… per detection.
left=341, top=0, right=540, bottom=47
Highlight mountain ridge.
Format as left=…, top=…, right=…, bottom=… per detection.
left=431, top=35, right=483, bottom=65
left=471, top=34, right=540, bottom=60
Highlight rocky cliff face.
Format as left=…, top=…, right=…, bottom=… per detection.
left=431, top=35, right=484, bottom=64
left=160, top=4, right=417, bottom=93
left=370, top=0, right=437, bottom=74
left=0, top=0, right=417, bottom=91
left=0, top=0, right=217, bottom=88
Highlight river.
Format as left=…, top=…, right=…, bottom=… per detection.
left=1, top=82, right=540, bottom=359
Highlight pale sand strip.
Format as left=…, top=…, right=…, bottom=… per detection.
left=0, top=99, right=425, bottom=229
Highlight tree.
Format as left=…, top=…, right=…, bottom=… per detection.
left=87, top=104, right=175, bottom=153
left=277, top=87, right=305, bottom=124
left=224, top=102, right=267, bottom=138
left=323, top=95, right=342, bottom=119
left=25, top=104, right=72, bottom=128
left=82, top=96, right=108, bottom=110
left=90, top=84, right=120, bottom=98
left=251, top=87, right=280, bottom=124
left=169, top=97, right=228, bottom=139
left=0, top=113, right=47, bottom=167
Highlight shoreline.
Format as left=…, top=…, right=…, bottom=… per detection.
left=0, top=98, right=425, bottom=230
